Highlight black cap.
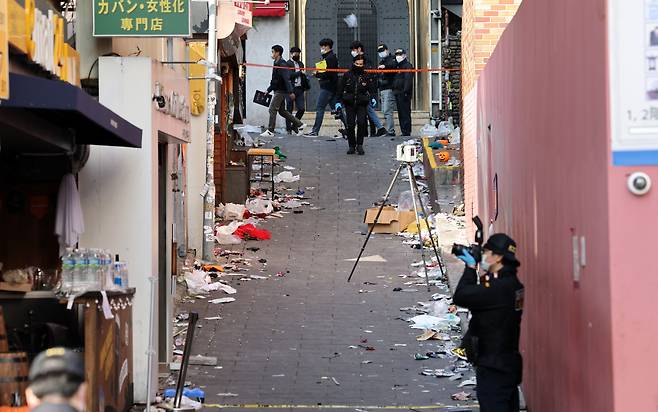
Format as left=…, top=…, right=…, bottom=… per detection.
left=29, top=348, right=85, bottom=381
left=395, top=48, right=406, bottom=55
left=377, top=44, right=388, bottom=52
left=290, top=46, right=301, bottom=53
left=484, top=233, right=520, bottom=267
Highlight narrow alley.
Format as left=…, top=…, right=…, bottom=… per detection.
left=175, top=134, right=473, bottom=411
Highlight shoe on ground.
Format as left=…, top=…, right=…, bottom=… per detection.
left=357, top=145, right=365, bottom=155
left=296, top=123, right=307, bottom=136
left=304, top=131, right=318, bottom=137
left=451, top=347, right=468, bottom=361
left=376, top=127, right=387, bottom=137
left=347, top=146, right=356, bottom=155
left=387, top=131, right=396, bottom=137
left=260, top=130, right=275, bottom=137
left=338, top=129, right=347, bottom=139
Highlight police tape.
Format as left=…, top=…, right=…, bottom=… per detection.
left=242, top=62, right=461, bottom=73
left=202, top=403, right=479, bottom=410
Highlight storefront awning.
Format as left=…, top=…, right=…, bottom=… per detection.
left=253, top=0, right=288, bottom=17
left=0, top=73, right=142, bottom=148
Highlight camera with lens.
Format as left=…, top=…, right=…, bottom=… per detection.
left=451, top=216, right=484, bottom=262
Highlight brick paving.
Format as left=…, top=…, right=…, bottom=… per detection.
left=177, top=134, right=475, bottom=411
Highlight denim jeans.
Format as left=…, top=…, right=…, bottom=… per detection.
left=366, top=104, right=383, bottom=129
left=380, top=88, right=396, bottom=134
left=312, top=88, right=345, bottom=134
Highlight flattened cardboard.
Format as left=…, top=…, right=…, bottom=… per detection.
left=364, top=207, right=416, bottom=234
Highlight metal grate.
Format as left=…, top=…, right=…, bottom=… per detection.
left=337, top=0, right=378, bottom=68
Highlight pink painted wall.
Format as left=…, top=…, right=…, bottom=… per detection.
left=473, top=0, right=620, bottom=410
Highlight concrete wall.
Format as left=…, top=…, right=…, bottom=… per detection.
left=244, top=16, right=290, bottom=127
left=187, top=113, right=206, bottom=256
left=469, top=0, right=646, bottom=409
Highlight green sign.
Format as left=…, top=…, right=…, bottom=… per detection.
left=93, top=0, right=190, bottom=37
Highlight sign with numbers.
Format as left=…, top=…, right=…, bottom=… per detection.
left=93, top=0, right=191, bottom=37
left=609, top=0, right=658, bottom=165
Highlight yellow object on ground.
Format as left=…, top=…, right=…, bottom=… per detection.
left=404, top=219, right=428, bottom=233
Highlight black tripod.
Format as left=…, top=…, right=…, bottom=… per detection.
left=347, top=162, right=446, bottom=291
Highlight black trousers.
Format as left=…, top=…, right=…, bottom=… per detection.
left=475, top=366, right=520, bottom=412
left=395, top=93, right=412, bottom=136
left=345, top=104, right=368, bottom=147
left=285, top=87, right=306, bottom=131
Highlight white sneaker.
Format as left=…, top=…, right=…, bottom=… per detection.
left=296, top=123, right=307, bottom=135
left=260, top=130, right=275, bottom=137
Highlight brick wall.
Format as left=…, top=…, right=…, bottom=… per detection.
left=462, top=0, right=522, bottom=96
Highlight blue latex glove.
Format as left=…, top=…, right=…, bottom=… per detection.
left=335, top=102, right=343, bottom=110
left=370, top=98, right=377, bottom=108
left=457, top=250, right=476, bottom=268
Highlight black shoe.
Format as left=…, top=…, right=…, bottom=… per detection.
left=347, top=147, right=356, bottom=155
left=338, top=129, right=347, bottom=139
left=376, top=127, right=387, bottom=137
left=370, top=126, right=377, bottom=136
left=357, top=145, right=365, bottom=155
left=387, top=131, right=396, bottom=137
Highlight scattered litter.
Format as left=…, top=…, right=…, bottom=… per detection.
left=204, top=316, right=222, bottom=321
left=217, top=393, right=239, bottom=397
left=344, top=198, right=358, bottom=202
left=458, top=378, right=477, bottom=387
left=209, top=297, right=236, bottom=304
left=414, top=353, right=430, bottom=360
left=250, top=274, right=268, bottom=280
left=361, top=360, right=373, bottom=364
left=344, top=255, right=387, bottom=262
left=189, top=355, right=218, bottom=366
left=331, top=377, right=340, bottom=386
left=272, top=374, right=286, bottom=377
left=448, top=373, right=463, bottom=381
left=451, top=391, right=471, bottom=401
left=273, top=171, right=300, bottom=183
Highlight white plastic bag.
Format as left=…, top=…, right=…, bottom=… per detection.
left=246, top=198, right=274, bottom=215
left=397, top=190, right=415, bottom=211
left=184, top=270, right=211, bottom=295
left=273, top=171, right=300, bottom=183
left=223, top=203, right=246, bottom=220
left=450, top=127, right=461, bottom=144
left=419, top=123, right=439, bottom=137
left=437, top=120, right=455, bottom=138
left=215, top=221, right=242, bottom=245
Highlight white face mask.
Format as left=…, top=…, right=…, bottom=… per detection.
left=480, top=256, right=491, bottom=272
left=351, top=50, right=359, bottom=58
left=320, top=48, right=326, bottom=54
left=378, top=51, right=388, bottom=58
left=395, top=55, right=405, bottom=63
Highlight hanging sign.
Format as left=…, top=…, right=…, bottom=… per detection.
left=609, top=0, right=658, bottom=165
left=93, top=0, right=191, bottom=37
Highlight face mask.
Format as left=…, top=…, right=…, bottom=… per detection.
left=480, top=256, right=491, bottom=272
left=292, top=55, right=300, bottom=61
left=353, top=65, right=364, bottom=73
left=321, top=48, right=327, bottom=54
left=378, top=51, right=388, bottom=58
left=395, top=55, right=405, bottom=63
left=351, top=50, right=359, bottom=58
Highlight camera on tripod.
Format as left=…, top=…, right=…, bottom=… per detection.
left=451, top=216, right=484, bottom=263
left=396, top=144, right=418, bottom=162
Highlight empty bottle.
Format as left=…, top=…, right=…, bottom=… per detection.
left=60, top=248, right=75, bottom=292
left=86, top=249, right=101, bottom=291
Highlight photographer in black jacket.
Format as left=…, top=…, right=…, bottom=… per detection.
left=335, top=54, right=377, bottom=155
left=453, top=233, right=524, bottom=412
left=261, top=44, right=306, bottom=138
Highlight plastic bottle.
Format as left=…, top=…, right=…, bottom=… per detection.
left=86, top=249, right=101, bottom=291
left=113, top=254, right=124, bottom=290
left=60, top=248, right=75, bottom=292
left=72, top=249, right=86, bottom=293
left=120, top=261, right=129, bottom=289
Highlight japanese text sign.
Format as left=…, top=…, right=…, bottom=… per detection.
left=93, top=0, right=191, bottom=37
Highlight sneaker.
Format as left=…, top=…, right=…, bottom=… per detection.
left=303, top=131, right=318, bottom=137
left=451, top=347, right=468, bottom=361
left=338, top=129, right=347, bottom=139
left=347, top=147, right=356, bottom=155
left=387, top=131, right=396, bottom=137
left=260, top=130, right=275, bottom=137
left=356, top=145, right=365, bottom=155
left=376, top=127, right=387, bottom=137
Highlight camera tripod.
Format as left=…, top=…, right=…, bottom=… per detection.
left=347, top=161, right=447, bottom=291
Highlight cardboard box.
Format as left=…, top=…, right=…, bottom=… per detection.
left=364, top=206, right=416, bottom=234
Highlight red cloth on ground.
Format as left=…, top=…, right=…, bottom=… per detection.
left=234, top=224, right=271, bottom=240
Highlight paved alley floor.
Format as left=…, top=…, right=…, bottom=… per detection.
left=178, top=134, right=475, bottom=411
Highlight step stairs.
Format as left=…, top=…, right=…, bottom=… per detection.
left=299, top=111, right=432, bottom=137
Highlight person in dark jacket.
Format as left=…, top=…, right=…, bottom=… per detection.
left=453, top=233, right=525, bottom=412
left=26, top=348, right=87, bottom=412
left=335, top=54, right=377, bottom=155
left=261, top=44, right=306, bottom=137
left=393, top=48, right=414, bottom=136
left=305, top=38, right=346, bottom=137
left=285, top=46, right=310, bottom=133
left=350, top=41, right=387, bottom=137
left=377, top=44, right=397, bottom=136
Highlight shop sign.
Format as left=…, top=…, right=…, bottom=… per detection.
left=93, top=0, right=191, bottom=37
left=234, top=2, right=252, bottom=28
left=0, top=0, right=8, bottom=99
left=6, top=0, right=79, bottom=86
left=188, top=42, right=206, bottom=116
left=154, top=81, right=190, bottom=123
